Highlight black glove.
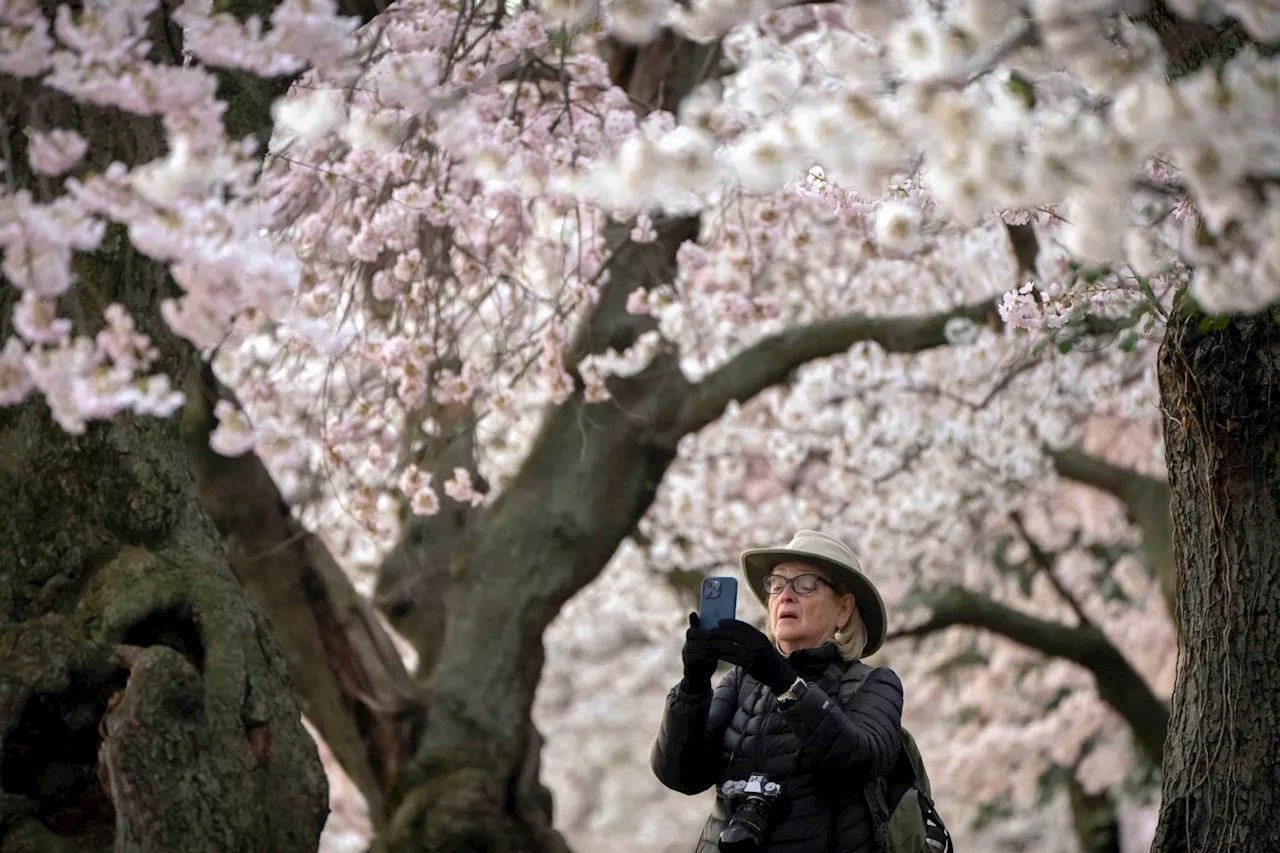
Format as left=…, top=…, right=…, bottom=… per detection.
left=708, top=619, right=798, bottom=695
left=680, top=612, right=718, bottom=692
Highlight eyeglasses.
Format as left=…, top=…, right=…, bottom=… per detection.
left=764, top=573, right=835, bottom=597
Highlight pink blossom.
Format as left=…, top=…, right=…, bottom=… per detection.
left=630, top=214, right=658, bottom=243
left=0, top=339, right=32, bottom=405
left=210, top=399, right=257, bottom=456
left=0, top=1, right=54, bottom=77
left=12, top=293, right=72, bottom=344
left=626, top=287, right=651, bottom=314
left=443, top=467, right=484, bottom=506
left=27, top=129, right=88, bottom=175
left=1, top=239, right=73, bottom=296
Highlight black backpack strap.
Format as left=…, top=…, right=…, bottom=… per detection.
left=838, top=660, right=874, bottom=694
left=921, top=795, right=955, bottom=853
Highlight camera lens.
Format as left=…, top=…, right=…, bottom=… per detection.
left=718, top=796, right=770, bottom=852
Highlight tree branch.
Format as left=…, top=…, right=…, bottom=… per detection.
left=672, top=298, right=1002, bottom=437
left=1010, top=510, right=1092, bottom=627
left=369, top=25, right=714, bottom=686
left=373, top=386, right=485, bottom=676
left=889, top=585, right=1168, bottom=764
left=1132, top=0, right=1254, bottom=80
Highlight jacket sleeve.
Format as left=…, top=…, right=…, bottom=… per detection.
left=650, top=667, right=742, bottom=795
left=780, top=666, right=903, bottom=782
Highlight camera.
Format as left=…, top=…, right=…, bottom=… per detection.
left=718, top=774, right=781, bottom=853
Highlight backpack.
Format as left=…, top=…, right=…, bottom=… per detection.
left=838, top=662, right=954, bottom=853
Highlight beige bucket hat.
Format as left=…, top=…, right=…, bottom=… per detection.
left=740, top=529, right=888, bottom=657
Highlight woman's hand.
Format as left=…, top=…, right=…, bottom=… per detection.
left=708, top=619, right=798, bottom=695
left=680, top=612, right=718, bottom=691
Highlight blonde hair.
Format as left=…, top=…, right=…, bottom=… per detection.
left=833, top=607, right=867, bottom=661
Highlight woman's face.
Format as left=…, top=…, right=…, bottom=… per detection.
left=766, top=561, right=856, bottom=655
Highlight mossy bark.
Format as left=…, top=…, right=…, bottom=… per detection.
left=1150, top=309, right=1280, bottom=853
left=182, top=365, right=424, bottom=834
left=0, top=399, right=329, bottom=852
left=0, top=4, right=330, bottom=846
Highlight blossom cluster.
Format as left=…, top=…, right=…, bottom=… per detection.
left=566, top=0, right=1280, bottom=317
left=0, top=0, right=359, bottom=431
left=219, top=0, right=661, bottom=553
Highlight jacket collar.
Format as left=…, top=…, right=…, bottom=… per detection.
left=786, top=642, right=840, bottom=678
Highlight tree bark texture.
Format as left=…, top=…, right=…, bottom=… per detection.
left=0, top=5, right=329, bottom=848
left=182, top=364, right=424, bottom=833
left=0, top=395, right=328, bottom=853
left=1151, top=309, right=1280, bottom=853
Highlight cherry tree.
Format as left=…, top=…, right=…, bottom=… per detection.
left=2, top=0, right=1277, bottom=851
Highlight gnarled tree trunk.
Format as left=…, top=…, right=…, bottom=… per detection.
left=0, top=4, right=332, bottom=848
left=0, top=371, right=329, bottom=853
left=1150, top=308, right=1280, bottom=853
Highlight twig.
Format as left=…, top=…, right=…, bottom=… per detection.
left=1010, top=510, right=1092, bottom=627
left=920, top=16, right=1039, bottom=92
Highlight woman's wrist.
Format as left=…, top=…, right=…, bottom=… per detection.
left=679, top=675, right=713, bottom=695
left=768, top=664, right=799, bottom=696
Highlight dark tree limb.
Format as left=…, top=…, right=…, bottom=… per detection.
left=370, top=30, right=720, bottom=853
left=889, top=586, right=1169, bottom=765
left=374, top=388, right=486, bottom=677
left=1133, top=0, right=1254, bottom=80
left=671, top=298, right=1002, bottom=438
left=1009, top=510, right=1092, bottom=627
left=382, top=215, right=697, bottom=853
left=1068, top=771, right=1122, bottom=853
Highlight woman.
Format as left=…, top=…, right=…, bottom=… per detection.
left=651, top=530, right=903, bottom=853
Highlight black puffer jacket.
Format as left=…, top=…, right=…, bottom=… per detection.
left=651, top=643, right=903, bottom=853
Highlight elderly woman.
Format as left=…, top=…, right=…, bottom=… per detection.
left=651, top=530, right=903, bottom=853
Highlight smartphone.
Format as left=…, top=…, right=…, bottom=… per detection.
left=698, top=576, right=738, bottom=629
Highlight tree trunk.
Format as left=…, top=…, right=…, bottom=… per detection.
left=1150, top=308, right=1280, bottom=853
left=377, top=207, right=699, bottom=853
left=0, top=13, right=330, bottom=844
left=182, top=364, right=424, bottom=833
left=1069, top=773, right=1121, bottom=853
left=0, top=395, right=329, bottom=852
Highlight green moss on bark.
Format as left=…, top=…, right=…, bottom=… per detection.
left=0, top=388, right=327, bottom=852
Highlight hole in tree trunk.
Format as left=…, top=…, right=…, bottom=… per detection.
left=120, top=605, right=205, bottom=673
left=0, top=667, right=127, bottom=846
